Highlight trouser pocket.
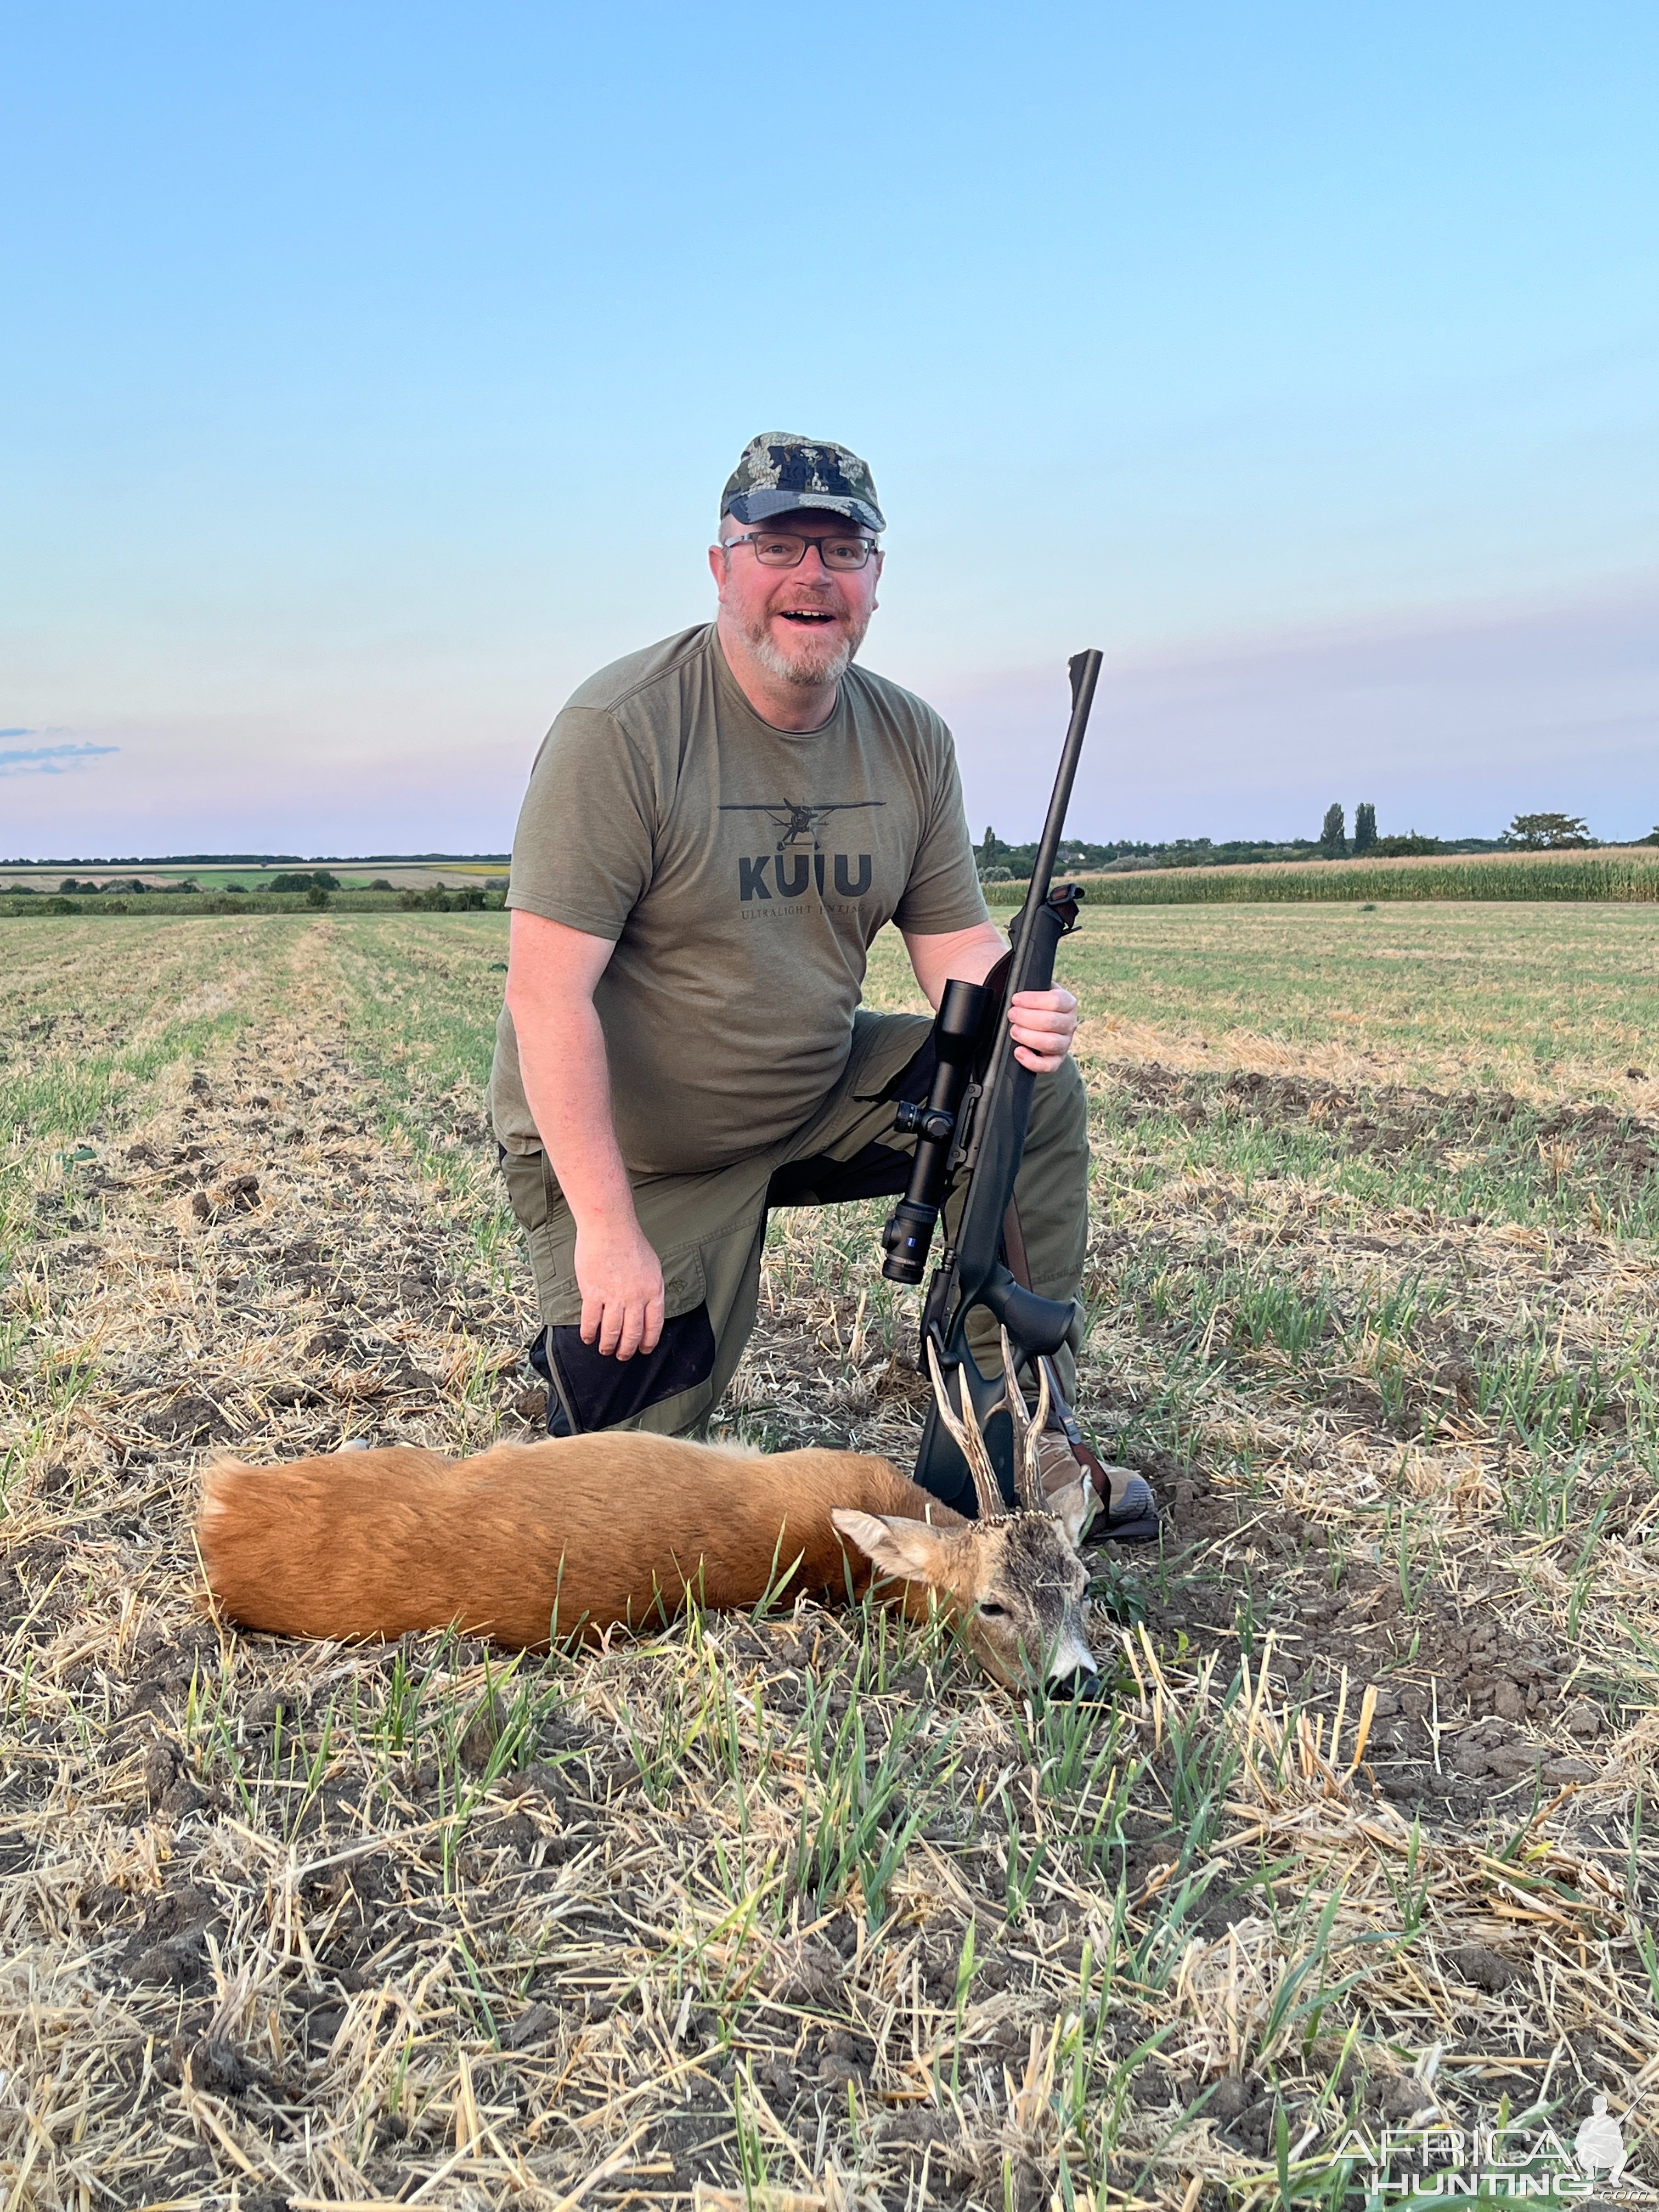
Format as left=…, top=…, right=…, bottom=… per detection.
left=529, top=1305, right=718, bottom=1435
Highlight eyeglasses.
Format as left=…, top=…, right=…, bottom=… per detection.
left=721, top=530, right=878, bottom=571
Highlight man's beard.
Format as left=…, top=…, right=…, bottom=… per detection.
left=740, top=603, right=870, bottom=688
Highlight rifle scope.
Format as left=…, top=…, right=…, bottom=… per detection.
left=880, top=977, right=987, bottom=1284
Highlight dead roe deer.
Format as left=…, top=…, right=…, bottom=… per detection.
left=198, top=1345, right=1103, bottom=1694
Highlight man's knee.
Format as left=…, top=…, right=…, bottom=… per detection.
left=1010, top=1059, right=1090, bottom=1299
left=1029, top=1056, right=1089, bottom=1158
left=498, top=1143, right=553, bottom=1235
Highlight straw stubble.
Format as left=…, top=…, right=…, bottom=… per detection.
left=1, top=910, right=1655, bottom=2207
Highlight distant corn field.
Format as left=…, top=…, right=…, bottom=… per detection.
left=984, top=844, right=1659, bottom=905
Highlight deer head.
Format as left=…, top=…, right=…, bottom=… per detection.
left=832, top=1335, right=1102, bottom=1697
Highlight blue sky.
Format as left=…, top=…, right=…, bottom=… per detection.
left=3, top=2, right=1655, bottom=856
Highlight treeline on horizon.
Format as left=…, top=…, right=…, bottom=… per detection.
left=1, top=868, right=504, bottom=901
left=0, top=850, right=510, bottom=868
left=0, top=877, right=508, bottom=917
left=8, top=809, right=1658, bottom=881
left=976, top=806, right=1659, bottom=880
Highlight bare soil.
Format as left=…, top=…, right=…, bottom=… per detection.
left=2, top=915, right=1656, bottom=2208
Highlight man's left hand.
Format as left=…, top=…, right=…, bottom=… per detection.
left=1008, top=986, right=1078, bottom=1073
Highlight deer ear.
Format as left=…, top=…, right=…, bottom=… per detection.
left=831, top=1509, right=954, bottom=1587
left=1047, top=1472, right=1097, bottom=1551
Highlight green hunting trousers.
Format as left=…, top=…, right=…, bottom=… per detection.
left=499, top=1008, right=1090, bottom=1438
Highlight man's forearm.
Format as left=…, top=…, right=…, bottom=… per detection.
left=902, top=919, right=1079, bottom=1075
left=505, top=921, right=664, bottom=1356
left=903, top=921, right=1008, bottom=1008
left=511, top=992, right=637, bottom=1228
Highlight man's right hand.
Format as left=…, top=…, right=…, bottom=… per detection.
left=574, top=1215, right=665, bottom=1359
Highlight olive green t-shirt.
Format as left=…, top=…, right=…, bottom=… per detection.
left=488, top=624, right=989, bottom=1176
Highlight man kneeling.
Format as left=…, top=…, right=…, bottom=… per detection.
left=487, top=431, right=1155, bottom=1539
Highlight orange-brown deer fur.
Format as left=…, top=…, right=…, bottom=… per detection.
left=199, top=1434, right=966, bottom=1649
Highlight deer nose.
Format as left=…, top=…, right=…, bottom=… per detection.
left=1047, top=1663, right=1104, bottom=1703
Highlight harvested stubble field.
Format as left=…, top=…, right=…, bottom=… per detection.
left=3, top=904, right=1657, bottom=2211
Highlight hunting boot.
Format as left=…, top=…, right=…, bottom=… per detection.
left=1029, top=1357, right=1160, bottom=1544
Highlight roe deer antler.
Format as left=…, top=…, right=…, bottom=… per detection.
left=996, top=1328, right=1052, bottom=1513
left=926, top=1337, right=1007, bottom=1522
left=926, top=1331, right=1056, bottom=1522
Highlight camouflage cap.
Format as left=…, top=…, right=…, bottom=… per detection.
left=720, top=432, right=885, bottom=535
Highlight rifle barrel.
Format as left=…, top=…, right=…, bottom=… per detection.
left=908, top=647, right=1104, bottom=1510
left=1009, top=648, right=1101, bottom=974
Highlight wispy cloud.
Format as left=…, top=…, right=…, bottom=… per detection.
left=0, top=740, right=120, bottom=777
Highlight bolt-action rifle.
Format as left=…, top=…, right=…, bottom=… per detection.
left=880, top=650, right=1102, bottom=1515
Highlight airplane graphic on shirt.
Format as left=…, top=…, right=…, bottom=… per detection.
left=718, top=799, right=884, bottom=852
